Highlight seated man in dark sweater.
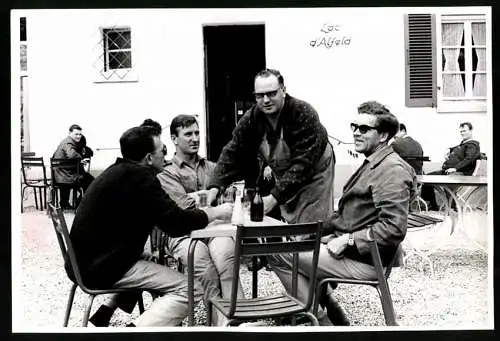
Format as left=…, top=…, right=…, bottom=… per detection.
left=420, top=122, right=481, bottom=210
left=68, top=126, right=232, bottom=327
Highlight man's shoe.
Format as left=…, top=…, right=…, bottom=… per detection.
left=89, top=305, right=114, bottom=327
left=320, top=295, right=350, bottom=326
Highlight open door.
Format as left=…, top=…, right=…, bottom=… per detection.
left=203, top=24, right=266, bottom=161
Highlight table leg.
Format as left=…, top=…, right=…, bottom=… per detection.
left=438, top=185, right=486, bottom=252
left=187, top=239, right=199, bottom=326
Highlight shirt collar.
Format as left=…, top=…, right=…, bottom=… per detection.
left=171, top=153, right=205, bottom=168
left=364, top=144, right=394, bottom=168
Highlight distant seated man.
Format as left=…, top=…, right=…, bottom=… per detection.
left=269, top=101, right=416, bottom=326
left=157, top=114, right=244, bottom=326
left=52, top=124, right=95, bottom=209
left=391, top=123, right=424, bottom=175
left=420, top=122, right=481, bottom=210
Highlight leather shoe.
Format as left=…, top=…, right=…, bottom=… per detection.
left=320, top=295, right=350, bottom=326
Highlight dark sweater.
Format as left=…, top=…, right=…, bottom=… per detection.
left=442, top=139, right=480, bottom=175
left=68, top=158, right=208, bottom=288
left=391, top=136, right=424, bottom=175
left=207, top=94, right=329, bottom=204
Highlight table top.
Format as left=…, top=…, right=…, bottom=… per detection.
left=190, top=215, right=286, bottom=239
left=417, top=174, right=488, bottom=186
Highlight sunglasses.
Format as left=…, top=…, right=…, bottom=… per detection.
left=254, top=89, right=281, bottom=100
left=350, top=123, right=379, bottom=134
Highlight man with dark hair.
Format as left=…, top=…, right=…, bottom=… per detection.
left=420, top=122, right=481, bottom=210
left=157, top=114, right=244, bottom=326
left=140, top=118, right=163, bottom=135
left=206, top=68, right=336, bottom=227
left=270, top=101, right=416, bottom=326
left=391, top=123, right=424, bottom=175
left=68, top=125, right=233, bottom=326
left=52, top=124, right=95, bottom=209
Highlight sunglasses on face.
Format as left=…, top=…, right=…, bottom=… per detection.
left=350, top=123, right=379, bottom=134
left=254, top=88, right=281, bottom=100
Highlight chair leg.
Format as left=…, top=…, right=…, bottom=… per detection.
left=33, top=188, right=39, bottom=210
left=21, top=186, right=27, bottom=213
left=82, top=294, right=96, bottom=327
left=252, top=257, right=258, bottom=298
left=206, top=300, right=213, bottom=326
left=38, top=188, right=44, bottom=210
left=375, top=285, right=397, bottom=326
left=137, top=293, right=145, bottom=314
left=63, top=283, right=78, bottom=327
left=43, top=187, right=48, bottom=209
left=303, top=312, right=320, bottom=326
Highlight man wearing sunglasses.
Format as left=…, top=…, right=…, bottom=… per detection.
left=270, top=101, right=417, bottom=325
left=206, top=68, right=335, bottom=230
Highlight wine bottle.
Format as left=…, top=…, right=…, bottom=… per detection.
left=250, top=187, right=264, bottom=222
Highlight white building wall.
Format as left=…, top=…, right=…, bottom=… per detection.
left=21, top=7, right=491, bottom=172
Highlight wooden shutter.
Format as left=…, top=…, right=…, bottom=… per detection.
left=405, top=14, right=436, bottom=107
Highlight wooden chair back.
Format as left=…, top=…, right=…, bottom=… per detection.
left=227, top=221, right=323, bottom=317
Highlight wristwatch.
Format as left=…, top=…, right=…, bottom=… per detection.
left=347, top=233, right=354, bottom=246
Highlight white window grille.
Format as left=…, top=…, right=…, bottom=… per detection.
left=93, top=26, right=138, bottom=82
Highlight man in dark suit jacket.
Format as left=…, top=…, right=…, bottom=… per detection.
left=391, top=123, right=424, bottom=175
left=420, top=122, right=481, bottom=210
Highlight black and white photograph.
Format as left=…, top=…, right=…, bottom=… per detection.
left=11, top=6, right=493, bottom=332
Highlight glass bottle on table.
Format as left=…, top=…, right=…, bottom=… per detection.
left=250, top=187, right=264, bottom=222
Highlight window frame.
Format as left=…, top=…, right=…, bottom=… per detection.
left=436, top=14, right=487, bottom=113
left=94, top=25, right=138, bottom=83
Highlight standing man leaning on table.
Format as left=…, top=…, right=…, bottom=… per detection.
left=420, top=122, right=481, bottom=211
left=69, top=125, right=233, bottom=327
left=157, top=114, right=244, bottom=326
left=206, top=68, right=336, bottom=226
left=270, top=101, right=417, bottom=325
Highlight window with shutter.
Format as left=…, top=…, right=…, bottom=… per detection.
left=405, top=13, right=488, bottom=113
left=404, top=14, right=436, bottom=107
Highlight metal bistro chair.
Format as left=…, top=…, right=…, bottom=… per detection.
left=455, top=157, right=487, bottom=212
left=21, top=156, right=51, bottom=212
left=313, top=230, right=402, bottom=326
left=47, top=204, right=145, bottom=327
left=50, top=158, right=84, bottom=210
left=190, top=221, right=323, bottom=326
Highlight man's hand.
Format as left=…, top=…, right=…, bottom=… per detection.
left=201, top=202, right=233, bottom=222
left=445, top=167, right=457, bottom=174
left=206, top=187, right=220, bottom=206
left=263, top=166, right=273, bottom=181
left=326, top=234, right=349, bottom=259
left=262, top=194, right=278, bottom=214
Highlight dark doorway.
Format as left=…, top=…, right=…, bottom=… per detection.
left=203, top=24, right=266, bottom=161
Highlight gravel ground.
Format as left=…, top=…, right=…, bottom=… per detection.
left=15, top=197, right=491, bottom=330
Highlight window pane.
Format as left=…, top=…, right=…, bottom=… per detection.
left=108, top=51, right=132, bottom=69
left=471, top=23, right=486, bottom=45
left=472, top=74, right=486, bottom=96
left=443, top=74, right=465, bottom=97
left=106, top=30, right=131, bottom=50
left=20, top=44, right=27, bottom=71
left=20, top=17, right=27, bottom=41
left=441, top=23, right=463, bottom=46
